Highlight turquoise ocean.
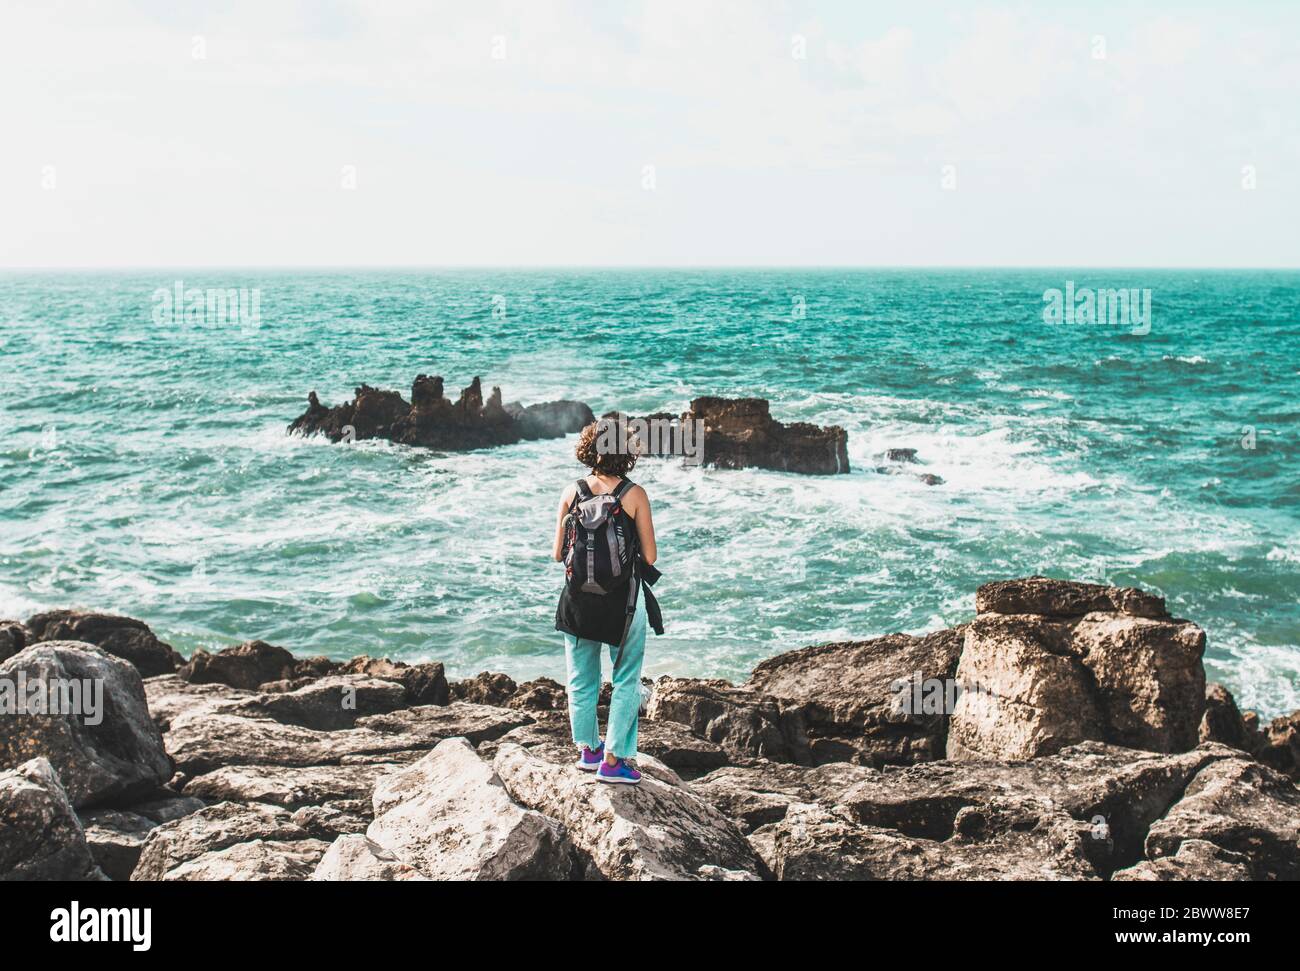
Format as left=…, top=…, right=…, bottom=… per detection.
left=1, top=269, right=1297, bottom=716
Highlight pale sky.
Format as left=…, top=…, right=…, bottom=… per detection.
left=2, top=0, right=1297, bottom=267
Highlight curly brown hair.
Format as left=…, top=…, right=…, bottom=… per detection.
left=575, top=417, right=640, bottom=477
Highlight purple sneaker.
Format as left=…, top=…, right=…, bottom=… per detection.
left=596, top=757, right=641, bottom=785
left=575, top=742, right=604, bottom=772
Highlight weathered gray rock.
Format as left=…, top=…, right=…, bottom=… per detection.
left=746, top=629, right=965, bottom=765
left=131, top=801, right=314, bottom=880
left=144, top=674, right=247, bottom=730
left=0, top=757, right=103, bottom=880
left=948, top=590, right=1205, bottom=760
left=505, top=400, right=596, bottom=441
left=291, top=804, right=369, bottom=840
left=178, top=640, right=297, bottom=691
left=975, top=576, right=1168, bottom=619
left=492, top=742, right=762, bottom=881
left=183, top=762, right=398, bottom=810
left=649, top=628, right=963, bottom=769
left=1112, top=839, right=1253, bottom=881
left=1253, top=710, right=1299, bottom=781
left=691, top=761, right=880, bottom=833
left=508, top=677, right=567, bottom=713
left=25, top=610, right=184, bottom=676
left=231, top=675, right=409, bottom=730
left=312, top=834, right=428, bottom=881
left=646, top=678, right=811, bottom=764
left=163, top=838, right=331, bottom=881
left=78, top=809, right=156, bottom=881
left=1144, top=758, right=1300, bottom=880
left=354, top=702, right=532, bottom=747
left=753, top=799, right=1097, bottom=880
left=635, top=719, right=729, bottom=778
left=0, top=642, right=173, bottom=808
left=364, top=738, right=572, bottom=880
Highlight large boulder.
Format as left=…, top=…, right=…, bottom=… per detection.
left=746, top=628, right=965, bottom=765
left=492, top=742, right=763, bottom=881
left=948, top=580, right=1205, bottom=760
left=131, top=801, right=324, bottom=881
left=359, top=738, right=573, bottom=881
left=78, top=809, right=157, bottom=881
left=0, top=642, right=173, bottom=808
left=1144, top=758, right=1300, bottom=881
left=0, top=758, right=103, bottom=880
left=974, top=576, right=1169, bottom=619
left=648, top=628, right=964, bottom=768
left=25, top=611, right=184, bottom=677
left=1199, top=683, right=1254, bottom=751
left=178, top=640, right=297, bottom=691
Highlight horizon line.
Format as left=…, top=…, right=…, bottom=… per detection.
left=3, top=263, right=1299, bottom=273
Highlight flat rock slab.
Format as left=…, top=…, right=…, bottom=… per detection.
left=131, top=801, right=317, bottom=880
left=975, top=577, right=1168, bottom=619
left=691, top=761, right=880, bottom=833
left=163, top=839, right=331, bottom=881
left=229, top=675, right=409, bottom=730
left=312, top=834, right=428, bottom=881
left=492, top=742, right=763, bottom=881
left=184, top=762, right=401, bottom=810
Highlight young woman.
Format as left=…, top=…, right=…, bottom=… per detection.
left=552, top=419, right=661, bottom=785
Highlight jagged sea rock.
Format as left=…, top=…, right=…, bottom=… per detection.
left=0, top=757, right=103, bottom=881
left=508, top=677, right=567, bottom=713
left=1252, top=710, right=1299, bottom=781
left=635, top=719, right=729, bottom=778
left=178, top=640, right=297, bottom=691
left=947, top=580, right=1205, bottom=760
left=358, top=738, right=573, bottom=881
left=25, top=610, right=185, bottom=677
left=492, top=742, right=763, bottom=881
left=647, top=678, right=811, bottom=764
left=0, top=642, right=173, bottom=808
left=290, top=376, right=590, bottom=452
left=638, top=397, right=849, bottom=475
left=1144, top=758, right=1300, bottom=880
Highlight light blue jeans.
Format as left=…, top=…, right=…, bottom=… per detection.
left=564, top=594, right=647, bottom=759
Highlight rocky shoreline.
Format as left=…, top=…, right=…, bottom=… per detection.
left=1, top=577, right=1296, bottom=881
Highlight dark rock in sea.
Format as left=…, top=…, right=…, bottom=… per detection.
left=637, top=397, right=849, bottom=475
left=505, top=400, right=597, bottom=441
left=0, top=642, right=173, bottom=808
left=289, top=375, right=591, bottom=451
left=917, top=473, right=944, bottom=486
left=25, top=610, right=184, bottom=676
left=884, top=448, right=918, bottom=463
left=1252, top=709, right=1300, bottom=781
left=508, top=677, right=567, bottom=713
left=0, top=757, right=104, bottom=880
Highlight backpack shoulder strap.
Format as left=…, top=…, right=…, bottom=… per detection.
left=612, top=478, right=635, bottom=501
left=574, top=478, right=594, bottom=501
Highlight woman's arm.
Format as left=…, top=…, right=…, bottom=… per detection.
left=552, top=484, right=576, bottom=561
left=628, top=485, right=656, bottom=566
